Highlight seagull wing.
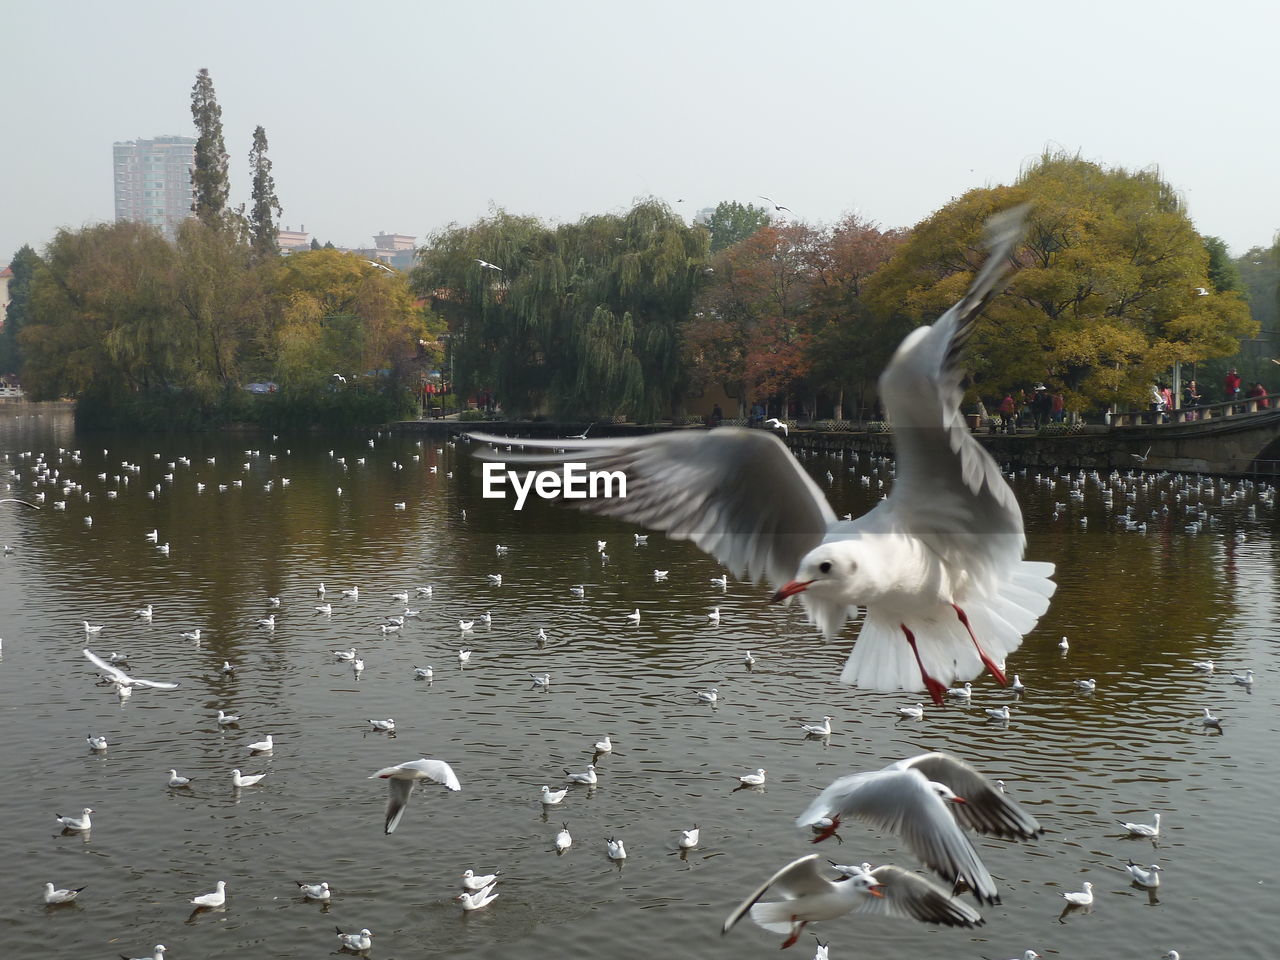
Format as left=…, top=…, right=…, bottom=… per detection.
left=796, top=767, right=998, bottom=903
left=898, top=752, right=1043, bottom=839
left=84, top=648, right=128, bottom=684
left=84, top=648, right=180, bottom=689
left=875, top=206, right=1031, bottom=588
left=402, top=758, right=462, bottom=790
left=468, top=428, right=835, bottom=588
left=859, top=865, right=984, bottom=926
left=722, top=854, right=834, bottom=934
left=0, top=497, right=40, bottom=508
left=382, top=778, right=416, bottom=834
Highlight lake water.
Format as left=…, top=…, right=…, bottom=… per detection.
left=1, top=403, right=1276, bottom=959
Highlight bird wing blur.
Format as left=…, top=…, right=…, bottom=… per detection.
left=468, top=428, right=835, bottom=589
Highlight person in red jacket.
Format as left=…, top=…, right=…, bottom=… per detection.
left=1225, top=368, right=1242, bottom=401
left=998, top=393, right=1016, bottom=433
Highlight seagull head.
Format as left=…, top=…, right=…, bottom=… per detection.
left=773, top=541, right=872, bottom=606
left=929, top=781, right=966, bottom=804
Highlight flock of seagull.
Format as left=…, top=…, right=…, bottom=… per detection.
left=3, top=212, right=1270, bottom=959
left=2, top=423, right=1264, bottom=960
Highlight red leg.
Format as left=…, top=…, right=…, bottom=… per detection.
left=810, top=816, right=841, bottom=844
left=902, top=623, right=948, bottom=706
left=951, top=603, right=1007, bottom=685
left=781, top=919, right=807, bottom=949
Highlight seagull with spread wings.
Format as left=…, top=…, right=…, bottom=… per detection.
left=723, top=854, right=983, bottom=948
left=468, top=208, right=1054, bottom=703
left=83, top=648, right=180, bottom=690
left=795, top=751, right=1043, bottom=904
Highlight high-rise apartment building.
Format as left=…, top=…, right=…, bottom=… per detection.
left=113, top=136, right=197, bottom=240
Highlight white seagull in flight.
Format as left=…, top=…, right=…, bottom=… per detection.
left=369, top=758, right=461, bottom=834
left=468, top=208, right=1054, bottom=702
left=83, top=648, right=180, bottom=690
left=795, top=751, right=1043, bottom=904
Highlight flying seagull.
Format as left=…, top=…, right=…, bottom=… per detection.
left=794, top=750, right=1044, bottom=904
left=369, top=758, right=461, bottom=834
left=83, top=648, right=180, bottom=690
left=723, top=854, right=982, bottom=948
left=467, top=207, right=1054, bottom=703
left=474, top=258, right=503, bottom=272
left=758, top=195, right=793, bottom=214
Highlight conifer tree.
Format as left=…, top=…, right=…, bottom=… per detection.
left=248, top=125, right=282, bottom=259
left=190, top=68, right=230, bottom=227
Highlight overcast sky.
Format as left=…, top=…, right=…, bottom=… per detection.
left=5, top=0, right=1276, bottom=262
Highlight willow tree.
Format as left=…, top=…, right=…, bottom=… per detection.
left=21, top=222, right=187, bottom=400
left=413, top=200, right=710, bottom=419
left=174, top=218, right=269, bottom=399
left=864, top=152, right=1255, bottom=409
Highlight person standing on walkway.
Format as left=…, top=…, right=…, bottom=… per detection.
left=1225, top=367, right=1242, bottom=401
left=999, top=392, right=1016, bottom=433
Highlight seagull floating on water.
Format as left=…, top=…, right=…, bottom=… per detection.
left=679, top=825, right=700, bottom=849
left=297, top=880, right=330, bottom=900
left=43, top=882, right=86, bottom=904
left=1124, top=860, right=1162, bottom=887
left=737, top=768, right=767, bottom=787
left=190, top=880, right=227, bottom=908
left=167, top=769, right=193, bottom=787
left=467, top=210, right=1054, bottom=705
left=606, top=836, right=627, bottom=860
left=555, top=822, right=572, bottom=852
left=565, top=763, right=597, bottom=785
left=801, top=716, right=833, bottom=736
left=1061, top=881, right=1094, bottom=906
left=462, top=868, right=501, bottom=891
left=541, top=785, right=567, bottom=805
left=86, top=734, right=108, bottom=751
left=335, top=927, right=373, bottom=951
left=1119, top=812, right=1161, bottom=837
left=897, top=703, right=925, bottom=720
left=56, top=808, right=94, bottom=831
left=232, top=769, right=266, bottom=788
left=456, top=884, right=499, bottom=910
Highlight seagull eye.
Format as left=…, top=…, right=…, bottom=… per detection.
left=819, top=561, right=832, bottom=574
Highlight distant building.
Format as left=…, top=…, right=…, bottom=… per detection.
left=0, top=266, right=11, bottom=325
left=277, top=224, right=312, bottom=253
left=366, top=232, right=418, bottom=271
left=692, top=207, right=715, bottom=226
left=113, top=136, right=197, bottom=240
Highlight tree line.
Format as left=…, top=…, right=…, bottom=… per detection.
left=2, top=69, right=436, bottom=429
left=411, top=152, right=1260, bottom=421
left=2, top=93, right=1270, bottom=428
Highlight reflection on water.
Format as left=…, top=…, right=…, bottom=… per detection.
left=0, top=403, right=1277, bottom=959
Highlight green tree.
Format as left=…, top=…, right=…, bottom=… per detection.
left=247, top=125, right=282, bottom=260
left=705, top=200, right=772, bottom=253
left=271, top=249, right=426, bottom=394
left=21, top=222, right=185, bottom=400
left=173, top=218, right=269, bottom=398
left=413, top=201, right=710, bottom=420
left=190, top=68, right=230, bottom=228
left=863, top=152, right=1255, bottom=411
left=1, top=245, right=40, bottom=374
left=1203, top=236, right=1243, bottom=293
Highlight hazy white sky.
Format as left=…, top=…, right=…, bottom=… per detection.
left=5, top=0, right=1276, bottom=262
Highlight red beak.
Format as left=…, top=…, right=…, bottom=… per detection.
left=771, top=580, right=814, bottom=603
left=867, top=885, right=885, bottom=898
left=949, top=796, right=967, bottom=804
